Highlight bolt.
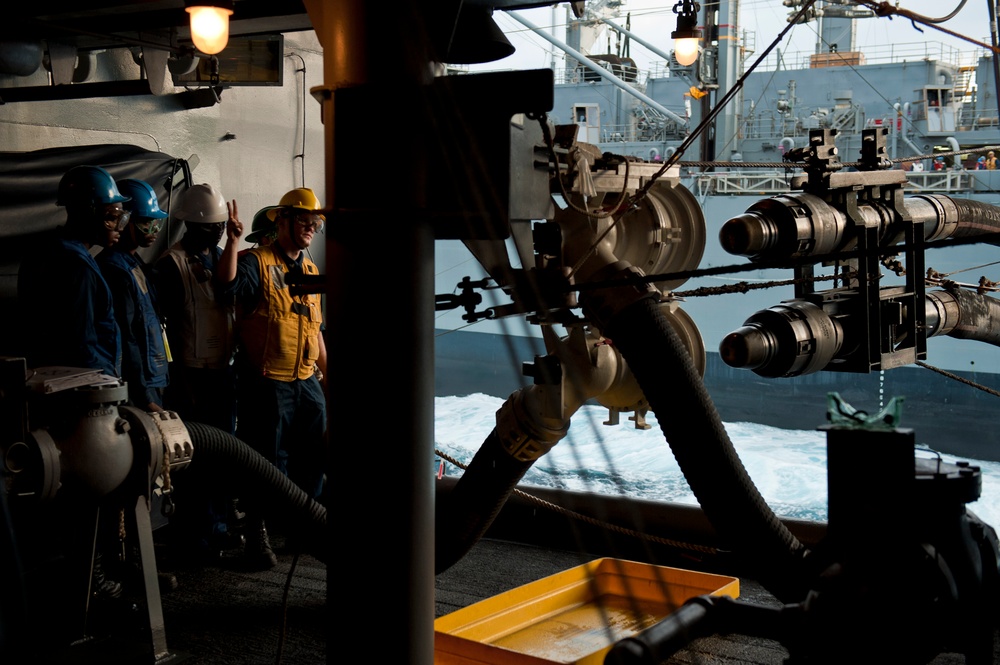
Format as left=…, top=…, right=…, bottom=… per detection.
left=114, top=418, right=131, bottom=434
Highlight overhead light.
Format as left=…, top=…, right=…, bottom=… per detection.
left=439, top=6, right=514, bottom=65
left=185, top=0, right=234, bottom=55
left=671, top=0, right=702, bottom=67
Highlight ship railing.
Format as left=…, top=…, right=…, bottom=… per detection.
left=598, top=123, right=687, bottom=143
left=553, top=65, right=654, bottom=87
left=902, top=170, right=973, bottom=193
left=753, top=40, right=973, bottom=72
left=690, top=170, right=802, bottom=196
left=957, top=108, right=1000, bottom=130
left=690, top=169, right=974, bottom=196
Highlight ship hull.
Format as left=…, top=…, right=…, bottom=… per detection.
left=435, top=327, right=1000, bottom=462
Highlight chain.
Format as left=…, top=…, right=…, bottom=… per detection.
left=673, top=270, right=857, bottom=299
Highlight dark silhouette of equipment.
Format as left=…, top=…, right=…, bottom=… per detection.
left=606, top=399, right=1000, bottom=664
left=0, top=358, right=327, bottom=664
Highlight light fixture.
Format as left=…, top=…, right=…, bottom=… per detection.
left=671, top=0, right=702, bottom=67
left=185, top=0, right=234, bottom=55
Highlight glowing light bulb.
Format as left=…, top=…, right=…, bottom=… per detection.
left=186, top=5, right=233, bottom=55
left=673, top=38, right=700, bottom=66
left=672, top=0, right=702, bottom=68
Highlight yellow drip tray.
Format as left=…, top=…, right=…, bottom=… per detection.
left=435, top=557, right=739, bottom=664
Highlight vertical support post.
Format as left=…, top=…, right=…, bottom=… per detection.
left=305, top=2, right=436, bottom=663
left=715, top=0, right=740, bottom=158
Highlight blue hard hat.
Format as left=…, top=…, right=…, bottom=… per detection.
left=979, top=156, right=986, bottom=162
left=57, top=165, right=130, bottom=208
left=935, top=156, right=944, bottom=161
left=117, top=178, right=168, bottom=219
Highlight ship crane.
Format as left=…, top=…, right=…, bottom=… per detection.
left=717, top=126, right=1000, bottom=377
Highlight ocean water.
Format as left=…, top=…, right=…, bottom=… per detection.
left=434, top=393, right=1000, bottom=528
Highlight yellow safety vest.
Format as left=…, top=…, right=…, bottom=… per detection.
left=239, top=245, right=322, bottom=381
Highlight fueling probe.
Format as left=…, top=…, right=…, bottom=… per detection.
left=718, top=127, right=1000, bottom=378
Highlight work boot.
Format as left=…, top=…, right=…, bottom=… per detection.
left=157, top=570, right=179, bottom=593
left=243, top=519, right=277, bottom=571
left=91, top=553, right=122, bottom=600
left=230, top=497, right=246, bottom=524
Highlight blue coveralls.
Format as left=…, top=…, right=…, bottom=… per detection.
left=18, top=234, right=121, bottom=377
left=98, top=248, right=169, bottom=407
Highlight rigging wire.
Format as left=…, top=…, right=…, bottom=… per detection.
left=433, top=449, right=719, bottom=554
left=932, top=258, right=1000, bottom=278
left=916, top=360, right=1000, bottom=397
left=624, top=0, right=823, bottom=202
left=541, top=0, right=819, bottom=283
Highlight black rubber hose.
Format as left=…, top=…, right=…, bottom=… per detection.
left=434, top=429, right=535, bottom=574
left=183, top=422, right=327, bottom=563
left=927, top=288, right=1000, bottom=346
left=604, top=296, right=814, bottom=602
left=938, top=197, right=1000, bottom=242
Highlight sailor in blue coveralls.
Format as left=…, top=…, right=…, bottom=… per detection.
left=16, top=164, right=130, bottom=600
left=98, top=178, right=170, bottom=411
left=18, top=164, right=126, bottom=379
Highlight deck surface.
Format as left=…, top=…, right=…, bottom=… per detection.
left=61, top=528, right=992, bottom=664
left=436, top=538, right=990, bottom=664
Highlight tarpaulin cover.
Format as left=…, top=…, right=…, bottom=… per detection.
left=0, top=144, right=184, bottom=238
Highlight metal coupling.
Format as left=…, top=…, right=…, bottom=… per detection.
left=719, top=299, right=845, bottom=377
left=494, top=386, right=570, bottom=463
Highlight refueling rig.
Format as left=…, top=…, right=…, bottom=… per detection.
left=434, top=120, right=1000, bottom=662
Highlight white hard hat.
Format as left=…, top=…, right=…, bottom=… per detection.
left=174, top=183, right=228, bottom=223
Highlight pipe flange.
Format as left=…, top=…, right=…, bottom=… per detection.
left=495, top=388, right=569, bottom=462
left=73, top=381, right=128, bottom=406
left=6, top=429, right=62, bottom=501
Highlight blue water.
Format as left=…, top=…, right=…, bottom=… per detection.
left=435, top=393, right=1000, bottom=528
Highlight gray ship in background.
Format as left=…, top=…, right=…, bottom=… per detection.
left=434, top=0, right=1000, bottom=462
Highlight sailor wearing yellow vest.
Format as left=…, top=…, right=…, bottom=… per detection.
left=219, top=188, right=328, bottom=570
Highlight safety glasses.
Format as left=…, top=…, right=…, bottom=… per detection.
left=102, top=208, right=131, bottom=231
left=133, top=217, right=164, bottom=235
left=293, top=214, right=324, bottom=233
